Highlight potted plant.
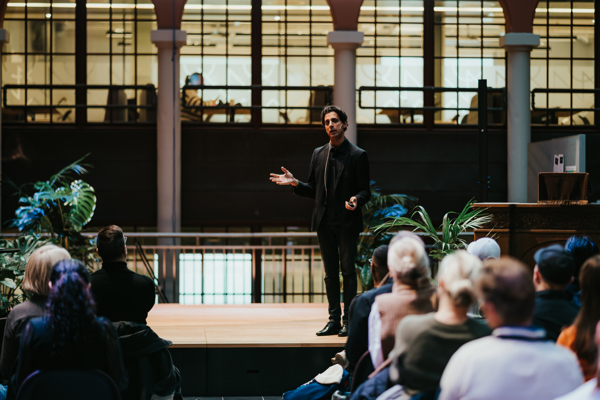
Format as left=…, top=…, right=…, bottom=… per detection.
left=374, top=198, right=493, bottom=261
left=355, top=181, right=417, bottom=289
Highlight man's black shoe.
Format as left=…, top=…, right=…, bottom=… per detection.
left=316, top=321, right=341, bottom=336
left=338, top=325, right=348, bottom=337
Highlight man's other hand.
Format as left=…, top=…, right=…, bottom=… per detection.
left=345, top=196, right=358, bottom=210
left=270, top=166, right=298, bottom=186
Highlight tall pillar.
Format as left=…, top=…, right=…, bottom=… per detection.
left=501, top=34, right=539, bottom=202
left=326, top=0, right=363, bottom=145
left=151, top=0, right=187, bottom=303
left=498, top=0, right=540, bottom=203
left=328, top=32, right=363, bottom=144
left=151, top=29, right=186, bottom=237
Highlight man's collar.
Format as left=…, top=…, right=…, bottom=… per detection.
left=329, top=138, right=349, bottom=152
left=536, top=289, right=570, bottom=299
left=102, top=261, right=128, bottom=269
left=493, top=325, right=546, bottom=341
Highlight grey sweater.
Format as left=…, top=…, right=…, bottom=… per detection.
left=389, top=313, right=491, bottom=392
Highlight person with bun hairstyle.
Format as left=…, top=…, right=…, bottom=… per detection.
left=368, top=236, right=437, bottom=369
left=0, top=245, right=71, bottom=382
left=382, top=251, right=491, bottom=399
left=558, top=255, right=600, bottom=381
left=13, top=260, right=127, bottom=396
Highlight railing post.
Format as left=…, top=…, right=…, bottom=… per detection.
left=251, top=226, right=262, bottom=303
left=478, top=79, right=488, bottom=202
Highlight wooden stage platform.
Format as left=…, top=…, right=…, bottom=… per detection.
left=146, top=304, right=346, bottom=396
left=148, top=303, right=347, bottom=348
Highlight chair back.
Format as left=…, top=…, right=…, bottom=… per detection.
left=350, top=350, right=374, bottom=393
left=16, top=369, right=121, bottom=400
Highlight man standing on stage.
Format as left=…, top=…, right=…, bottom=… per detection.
left=270, top=105, right=370, bottom=336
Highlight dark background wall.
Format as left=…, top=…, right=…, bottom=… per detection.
left=2, top=125, right=598, bottom=230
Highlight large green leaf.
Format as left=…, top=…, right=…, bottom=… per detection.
left=67, top=180, right=97, bottom=231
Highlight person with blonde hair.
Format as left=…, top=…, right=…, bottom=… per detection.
left=439, top=257, right=582, bottom=400
left=368, top=237, right=436, bottom=368
left=0, top=245, right=70, bottom=382
left=380, top=251, right=491, bottom=399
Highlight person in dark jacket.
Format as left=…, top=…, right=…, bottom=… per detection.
left=91, top=225, right=156, bottom=324
left=532, top=244, right=580, bottom=341
left=113, top=321, right=182, bottom=400
left=0, top=245, right=70, bottom=386
left=270, top=105, right=371, bottom=336
left=13, top=260, right=127, bottom=398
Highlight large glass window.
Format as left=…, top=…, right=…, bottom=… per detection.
left=434, top=0, right=506, bottom=125
left=531, top=1, right=595, bottom=126
left=261, top=0, right=334, bottom=124
left=3, top=1, right=76, bottom=123
left=357, top=1, right=424, bottom=124
left=181, top=0, right=252, bottom=124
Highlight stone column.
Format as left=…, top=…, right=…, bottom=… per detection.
left=326, top=0, right=364, bottom=145
left=0, top=28, right=9, bottom=232
left=498, top=0, right=540, bottom=203
left=151, top=29, right=186, bottom=238
left=501, top=33, right=539, bottom=202
left=327, top=31, right=363, bottom=144
left=151, top=0, right=187, bottom=303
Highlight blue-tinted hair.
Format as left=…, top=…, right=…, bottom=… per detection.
left=565, top=235, right=600, bottom=275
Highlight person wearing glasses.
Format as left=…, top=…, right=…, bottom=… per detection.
left=91, top=225, right=156, bottom=325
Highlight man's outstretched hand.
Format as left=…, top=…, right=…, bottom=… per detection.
left=270, top=167, right=298, bottom=186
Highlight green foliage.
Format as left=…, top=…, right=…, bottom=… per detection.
left=9, top=154, right=98, bottom=265
left=0, top=235, right=49, bottom=317
left=355, top=182, right=418, bottom=289
left=374, top=199, right=492, bottom=260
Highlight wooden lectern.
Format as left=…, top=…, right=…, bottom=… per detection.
left=473, top=203, right=600, bottom=269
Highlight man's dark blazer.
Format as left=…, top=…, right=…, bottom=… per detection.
left=293, top=138, right=370, bottom=233
left=345, top=281, right=393, bottom=369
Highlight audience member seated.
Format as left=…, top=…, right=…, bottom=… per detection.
left=344, top=232, right=423, bottom=371
left=558, top=255, right=600, bottom=381
left=467, top=237, right=501, bottom=261
left=439, top=257, right=583, bottom=400
left=334, top=245, right=391, bottom=366
left=348, top=245, right=390, bottom=329
left=369, top=236, right=436, bottom=369
left=555, top=321, right=600, bottom=400
left=532, top=244, right=579, bottom=342
left=91, top=225, right=155, bottom=325
left=0, top=245, right=70, bottom=388
left=381, top=251, right=491, bottom=400
left=13, top=260, right=127, bottom=398
left=564, top=235, right=599, bottom=306
left=113, top=321, right=182, bottom=400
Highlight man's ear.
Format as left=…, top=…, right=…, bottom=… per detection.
left=533, top=265, right=541, bottom=284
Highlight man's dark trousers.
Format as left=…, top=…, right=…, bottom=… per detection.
left=318, top=223, right=358, bottom=325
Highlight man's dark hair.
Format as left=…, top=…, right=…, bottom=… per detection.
left=321, top=105, right=348, bottom=130
left=372, top=245, right=389, bottom=277
left=476, top=257, right=535, bottom=326
left=97, top=225, right=125, bottom=262
left=565, top=235, right=599, bottom=277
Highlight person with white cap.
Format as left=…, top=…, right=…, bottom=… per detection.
left=467, top=237, right=501, bottom=261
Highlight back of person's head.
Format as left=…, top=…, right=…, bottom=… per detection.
left=438, top=250, right=483, bottom=308
left=475, top=256, right=535, bottom=327
left=320, top=105, right=348, bottom=129
left=565, top=235, right=599, bottom=279
left=467, top=237, right=501, bottom=261
left=573, top=255, right=600, bottom=366
left=372, top=245, right=389, bottom=286
left=388, top=237, right=430, bottom=287
left=47, top=259, right=97, bottom=356
left=533, top=244, right=575, bottom=287
left=22, top=244, right=71, bottom=297
left=96, top=225, right=125, bottom=262
left=389, top=230, right=425, bottom=247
